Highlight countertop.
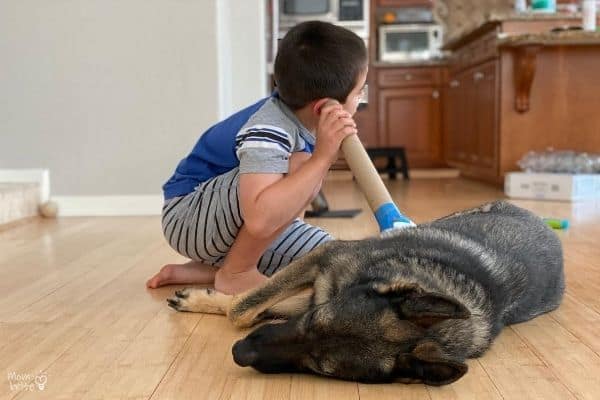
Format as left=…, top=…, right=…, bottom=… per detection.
left=497, top=30, right=600, bottom=47
left=372, top=59, right=449, bottom=68
left=443, top=11, right=583, bottom=50
left=486, top=10, right=583, bottom=22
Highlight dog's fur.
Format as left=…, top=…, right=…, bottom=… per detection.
left=167, top=201, right=564, bottom=385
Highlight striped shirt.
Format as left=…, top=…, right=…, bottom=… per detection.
left=163, top=94, right=316, bottom=201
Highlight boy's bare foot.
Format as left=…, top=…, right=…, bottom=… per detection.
left=214, top=267, right=268, bottom=295
left=146, top=261, right=218, bottom=289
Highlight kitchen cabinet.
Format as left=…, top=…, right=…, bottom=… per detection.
left=474, top=61, right=497, bottom=172
left=445, top=61, right=498, bottom=179
left=334, top=65, right=446, bottom=170
left=375, top=66, right=444, bottom=168
left=378, top=86, right=443, bottom=167
left=443, top=18, right=600, bottom=184
left=354, top=69, right=379, bottom=148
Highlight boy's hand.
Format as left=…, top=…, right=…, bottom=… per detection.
left=313, top=102, right=357, bottom=165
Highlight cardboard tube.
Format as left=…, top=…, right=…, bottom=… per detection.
left=340, top=134, right=393, bottom=213
left=320, top=99, right=414, bottom=230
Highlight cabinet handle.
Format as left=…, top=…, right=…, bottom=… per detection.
left=474, top=72, right=484, bottom=81
left=404, top=73, right=413, bottom=81
left=450, top=80, right=460, bottom=88
left=432, top=90, right=440, bottom=99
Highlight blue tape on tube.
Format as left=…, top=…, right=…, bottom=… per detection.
left=374, top=203, right=413, bottom=232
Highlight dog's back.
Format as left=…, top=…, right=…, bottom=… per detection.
left=425, top=201, right=564, bottom=326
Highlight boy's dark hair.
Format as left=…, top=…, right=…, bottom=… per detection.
left=274, top=21, right=368, bottom=110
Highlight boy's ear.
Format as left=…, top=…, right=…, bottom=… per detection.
left=313, top=98, right=339, bottom=115
left=372, top=281, right=470, bottom=328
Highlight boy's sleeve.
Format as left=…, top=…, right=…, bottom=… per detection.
left=235, top=124, right=295, bottom=174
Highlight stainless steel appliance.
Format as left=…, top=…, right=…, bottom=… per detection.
left=378, top=23, right=443, bottom=62
left=278, top=0, right=369, bottom=38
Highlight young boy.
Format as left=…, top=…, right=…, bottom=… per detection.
left=146, top=21, right=368, bottom=294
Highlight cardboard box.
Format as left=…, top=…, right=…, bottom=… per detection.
left=505, top=172, right=600, bottom=201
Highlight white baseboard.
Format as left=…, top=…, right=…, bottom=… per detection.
left=0, top=169, right=50, bottom=203
left=52, top=195, right=164, bottom=216
left=0, top=169, right=163, bottom=216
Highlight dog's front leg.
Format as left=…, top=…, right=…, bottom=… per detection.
left=227, top=245, right=327, bottom=328
left=167, top=241, right=332, bottom=326
left=167, top=287, right=234, bottom=315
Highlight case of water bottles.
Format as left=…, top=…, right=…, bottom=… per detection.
left=505, top=150, right=600, bottom=201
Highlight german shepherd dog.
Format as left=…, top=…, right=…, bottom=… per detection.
left=167, top=201, right=564, bottom=385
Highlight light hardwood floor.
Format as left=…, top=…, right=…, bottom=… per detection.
left=2, top=176, right=600, bottom=400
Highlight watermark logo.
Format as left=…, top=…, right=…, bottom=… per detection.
left=7, top=371, right=48, bottom=392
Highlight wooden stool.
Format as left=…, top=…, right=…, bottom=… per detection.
left=365, top=147, right=410, bottom=180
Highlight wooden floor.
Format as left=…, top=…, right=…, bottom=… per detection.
left=2, top=176, right=600, bottom=399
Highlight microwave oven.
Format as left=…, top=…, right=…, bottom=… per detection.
left=279, top=0, right=369, bottom=38
left=378, top=24, right=443, bottom=62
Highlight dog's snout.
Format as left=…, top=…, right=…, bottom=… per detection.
left=232, top=340, right=257, bottom=367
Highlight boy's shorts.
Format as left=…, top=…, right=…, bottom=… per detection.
left=161, top=168, right=333, bottom=276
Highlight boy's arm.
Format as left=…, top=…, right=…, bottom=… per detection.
left=239, top=104, right=355, bottom=238
left=239, top=156, right=329, bottom=238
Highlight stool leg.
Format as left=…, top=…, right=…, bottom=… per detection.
left=398, top=149, right=410, bottom=180
left=386, top=156, right=397, bottom=180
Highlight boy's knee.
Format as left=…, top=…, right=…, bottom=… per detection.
left=244, top=218, right=279, bottom=240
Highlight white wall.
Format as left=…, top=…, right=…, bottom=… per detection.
left=0, top=0, right=266, bottom=201
left=218, top=0, right=267, bottom=116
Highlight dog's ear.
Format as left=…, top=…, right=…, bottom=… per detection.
left=372, top=281, right=470, bottom=328
left=395, top=340, right=468, bottom=385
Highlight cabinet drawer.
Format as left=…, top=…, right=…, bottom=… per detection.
left=378, top=68, right=441, bottom=88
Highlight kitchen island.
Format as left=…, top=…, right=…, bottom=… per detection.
left=442, top=18, right=600, bottom=184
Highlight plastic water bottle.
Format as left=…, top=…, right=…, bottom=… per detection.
left=583, top=0, right=597, bottom=31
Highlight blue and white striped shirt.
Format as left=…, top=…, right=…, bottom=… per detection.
left=163, top=94, right=315, bottom=200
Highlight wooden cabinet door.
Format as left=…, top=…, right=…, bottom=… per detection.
left=443, top=62, right=499, bottom=178
left=445, top=68, right=478, bottom=165
left=460, top=67, right=480, bottom=165
left=378, top=87, right=442, bottom=167
left=473, top=61, right=498, bottom=171
left=354, top=70, right=378, bottom=148
left=444, top=74, right=466, bottom=164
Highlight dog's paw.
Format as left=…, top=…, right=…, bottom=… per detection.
left=166, top=287, right=230, bottom=314
left=166, top=287, right=197, bottom=312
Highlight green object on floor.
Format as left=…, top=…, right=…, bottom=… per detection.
left=531, top=0, right=556, bottom=12
left=543, top=218, right=570, bottom=230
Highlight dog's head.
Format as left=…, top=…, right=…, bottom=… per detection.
left=232, top=281, right=470, bottom=385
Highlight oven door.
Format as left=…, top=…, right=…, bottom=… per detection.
left=279, top=0, right=337, bottom=28
left=379, top=25, right=437, bottom=62
left=339, top=0, right=365, bottom=22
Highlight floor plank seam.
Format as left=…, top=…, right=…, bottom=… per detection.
left=473, top=359, right=506, bottom=400
left=146, top=314, right=204, bottom=400
left=509, top=325, right=580, bottom=400
left=547, top=312, right=600, bottom=360
left=8, top=326, right=95, bottom=400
